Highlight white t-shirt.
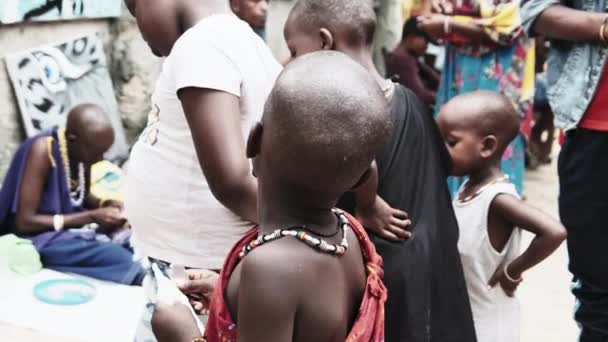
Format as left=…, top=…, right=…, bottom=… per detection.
left=125, top=14, right=282, bottom=269
left=453, top=182, right=522, bottom=342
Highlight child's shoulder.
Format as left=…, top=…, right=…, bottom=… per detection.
left=455, top=181, right=520, bottom=212
left=232, top=241, right=309, bottom=323
left=239, top=238, right=319, bottom=279
left=487, top=182, right=525, bottom=216
left=236, top=238, right=322, bottom=302
left=487, top=181, right=520, bottom=200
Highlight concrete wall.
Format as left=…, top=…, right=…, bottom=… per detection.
left=0, top=19, right=112, bottom=179
left=109, top=9, right=161, bottom=148
left=0, top=4, right=161, bottom=181
left=266, top=0, right=295, bottom=63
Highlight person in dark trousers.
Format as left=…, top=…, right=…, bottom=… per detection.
left=522, top=1, right=608, bottom=340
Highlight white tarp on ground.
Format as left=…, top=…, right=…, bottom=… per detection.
left=0, top=259, right=145, bottom=342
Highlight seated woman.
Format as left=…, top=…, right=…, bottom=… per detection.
left=0, top=104, right=144, bottom=285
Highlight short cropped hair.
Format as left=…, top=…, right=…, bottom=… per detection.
left=262, top=51, right=392, bottom=196
left=290, top=0, right=377, bottom=46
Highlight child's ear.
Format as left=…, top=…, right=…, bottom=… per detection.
left=480, top=135, right=498, bottom=158
left=66, top=131, right=78, bottom=142
left=319, top=28, right=334, bottom=51
left=246, top=122, right=263, bottom=159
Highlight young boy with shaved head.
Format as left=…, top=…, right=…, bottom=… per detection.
left=437, top=91, right=566, bottom=342
left=283, top=0, right=477, bottom=341
left=153, top=50, right=391, bottom=342
left=125, top=1, right=402, bottom=340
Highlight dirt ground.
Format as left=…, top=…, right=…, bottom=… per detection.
left=519, top=152, right=579, bottom=341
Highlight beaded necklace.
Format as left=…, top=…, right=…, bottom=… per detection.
left=58, top=128, right=86, bottom=207
left=239, top=209, right=350, bottom=259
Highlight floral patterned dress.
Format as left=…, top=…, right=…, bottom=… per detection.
left=435, top=0, right=535, bottom=196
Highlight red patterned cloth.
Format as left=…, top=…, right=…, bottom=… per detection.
left=579, top=65, right=608, bottom=131
left=204, top=210, right=387, bottom=342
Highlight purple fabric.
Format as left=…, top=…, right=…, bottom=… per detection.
left=29, top=231, right=84, bottom=250
left=0, top=130, right=144, bottom=285
left=37, top=237, right=144, bottom=285
left=0, top=129, right=81, bottom=247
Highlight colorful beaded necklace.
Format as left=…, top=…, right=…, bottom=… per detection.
left=58, top=128, right=86, bottom=207
left=239, top=209, right=350, bottom=259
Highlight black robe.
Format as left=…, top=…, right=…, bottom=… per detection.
left=339, top=84, right=477, bottom=342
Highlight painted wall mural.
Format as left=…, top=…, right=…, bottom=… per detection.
left=4, top=33, right=129, bottom=161
left=0, top=0, right=121, bottom=24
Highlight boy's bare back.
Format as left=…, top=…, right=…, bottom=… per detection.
left=216, top=51, right=392, bottom=341
left=226, top=228, right=366, bottom=341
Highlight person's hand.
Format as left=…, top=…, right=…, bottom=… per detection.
left=178, top=269, right=220, bottom=314
left=151, top=303, right=203, bottom=342
left=488, top=264, right=523, bottom=297
left=418, top=14, right=450, bottom=40
left=101, top=199, right=123, bottom=210
left=431, top=0, right=453, bottom=14
left=356, top=196, right=412, bottom=242
left=91, top=207, right=126, bottom=229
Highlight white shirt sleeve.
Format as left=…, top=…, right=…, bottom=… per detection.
left=170, top=32, right=242, bottom=97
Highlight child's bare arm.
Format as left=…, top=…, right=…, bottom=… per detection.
left=353, top=162, right=411, bottom=241
left=151, top=303, right=202, bottom=342
left=237, top=250, right=298, bottom=342
left=179, top=87, right=258, bottom=223
left=491, top=193, right=567, bottom=280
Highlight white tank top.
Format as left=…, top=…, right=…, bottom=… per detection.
left=453, top=181, right=522, bottom=342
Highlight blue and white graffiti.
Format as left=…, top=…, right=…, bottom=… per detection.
left=0, top=0, right=121, bottom=25
left=4, top=34, right=129, bottom=162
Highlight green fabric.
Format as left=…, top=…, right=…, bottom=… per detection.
left=0, top=234, right=42, bottom=275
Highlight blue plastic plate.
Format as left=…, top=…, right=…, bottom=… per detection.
left=33, top=278, right=96, bottom=306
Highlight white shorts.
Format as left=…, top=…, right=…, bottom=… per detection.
left=133, top=258, right=206, bottom=342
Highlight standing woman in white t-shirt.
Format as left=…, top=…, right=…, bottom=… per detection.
left=124, top=0, right=407, bottom=339
left=123, top=0, right=281, bottom=339
left=124, top=0, right=281, bottom=271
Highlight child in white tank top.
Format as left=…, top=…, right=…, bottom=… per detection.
left=436, top=91, right=567, bottom=342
